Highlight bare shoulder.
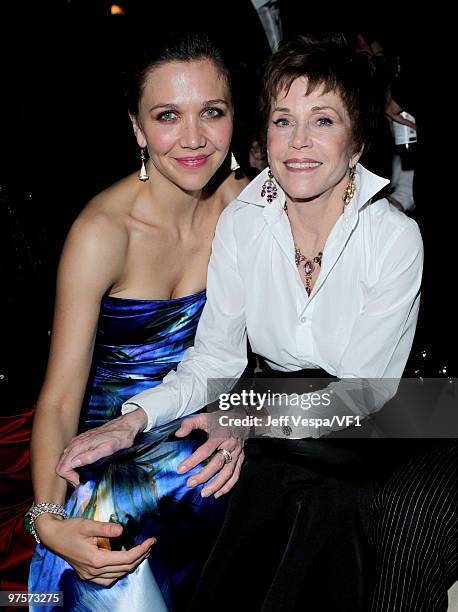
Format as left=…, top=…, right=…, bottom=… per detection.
left=215, top=171, right=250, bottom=212
left=61, top=175, right=138, bottom=279
left=68, top=206, right=127, bottom=258
left=69, top=173, right=140, bottom=247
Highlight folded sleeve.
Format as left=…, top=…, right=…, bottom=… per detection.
left=122, top=205, right=248, bottom=430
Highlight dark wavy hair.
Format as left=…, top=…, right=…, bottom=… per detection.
left=125, top=31, right=232, bottom=117
left=259, top=34, right=383, bottom=155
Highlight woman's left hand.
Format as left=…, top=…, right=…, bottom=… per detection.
left=175, top=413, right=245, bottom=499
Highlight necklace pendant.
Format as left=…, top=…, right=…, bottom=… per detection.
left=304, top=260, right=314, bottom=275
left=305, top=285, right=312, bottom=297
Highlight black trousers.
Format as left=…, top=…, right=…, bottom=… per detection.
left=189, top=436, right=380, bottom=612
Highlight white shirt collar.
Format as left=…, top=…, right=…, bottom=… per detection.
left=236, top=163, right=390, bottom=222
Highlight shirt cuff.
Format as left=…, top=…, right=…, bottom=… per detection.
left=121, top=374, right=182, bottom=431
left=121, top=402, right=155, bottom=431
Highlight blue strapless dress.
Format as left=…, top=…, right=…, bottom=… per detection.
left=29, top=291, right=225, bottom=612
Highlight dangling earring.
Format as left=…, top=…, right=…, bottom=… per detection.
left=230, top=152, right=240, bottom=171
left=260, top=168, right=278, bottom=203
left=343, top=165, right=356, bottom=205
left=138, top=147, right=149, bottom=182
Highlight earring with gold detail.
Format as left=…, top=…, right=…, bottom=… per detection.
left=138, top=147, right=149, bottom=182
left=343, top=165, right=356, bottom=205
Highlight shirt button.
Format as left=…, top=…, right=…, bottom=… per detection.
left=300, top=316, right=307, bottom=323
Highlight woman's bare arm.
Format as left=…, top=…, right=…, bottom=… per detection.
left=29, top=210, right=155, bottom=584
left=31, top=212, right=127, bottom=503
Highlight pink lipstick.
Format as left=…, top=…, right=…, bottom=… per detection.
left=174, top=155, right=210, bottom=169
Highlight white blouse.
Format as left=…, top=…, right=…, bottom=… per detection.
left=122, top=164, right=423, bottom=431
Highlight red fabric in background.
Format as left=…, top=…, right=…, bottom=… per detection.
left=0, top=407, right=35, bottom=590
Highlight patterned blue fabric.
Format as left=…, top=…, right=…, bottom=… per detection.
left=29, top=291, right=225, bottom=612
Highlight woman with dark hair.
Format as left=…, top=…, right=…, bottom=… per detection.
left=57, top=34, right=423, bottom=610
left=27, top=33, right=248, bottom=611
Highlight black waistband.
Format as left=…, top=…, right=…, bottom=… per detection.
left=256, top=356, right=336, bottom=380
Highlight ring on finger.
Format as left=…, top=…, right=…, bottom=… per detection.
left=216, top=448, right=232, bottom=464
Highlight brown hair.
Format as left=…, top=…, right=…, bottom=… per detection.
left=260, top=34, right=382, bottom=154
left=126, top=32, right=232, bottom=118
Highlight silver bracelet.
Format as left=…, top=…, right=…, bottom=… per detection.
left=24, top=502, right=68, bottom=544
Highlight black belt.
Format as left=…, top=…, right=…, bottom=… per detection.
left=256, top=357, right=336, bottom=381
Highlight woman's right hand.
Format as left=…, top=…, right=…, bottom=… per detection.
left=56, top=410, right=148, bottom=487
left=35, top=514, right=155, bottom=586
